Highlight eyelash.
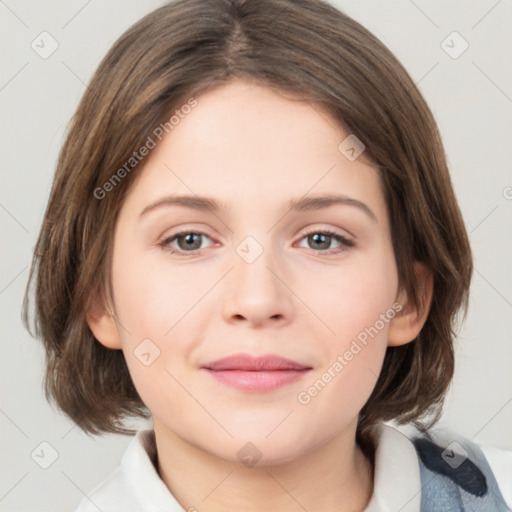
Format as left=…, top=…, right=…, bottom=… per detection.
left=158, top=228, right=354, bottom=256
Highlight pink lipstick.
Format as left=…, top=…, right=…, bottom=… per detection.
left=201, top=354, right=312, bottom=392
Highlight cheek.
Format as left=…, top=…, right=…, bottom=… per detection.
left=111, top=247, right=210, bottom=340
left=296, top=288, right=395, bottom=434
left=314, top=250, right=399, bottom=349
left=300, top=250, right=398, bottom=408
left=110, top=249, right=211, bottom=407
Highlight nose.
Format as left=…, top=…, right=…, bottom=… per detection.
left=221, top=238, right=294, bottom=329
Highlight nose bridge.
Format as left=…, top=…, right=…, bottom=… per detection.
left=233, top=233, right=282, bottom=296
left=221, top=232, right=293, bottom=325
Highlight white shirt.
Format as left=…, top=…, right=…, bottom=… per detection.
left=75, top=424, right=512, bottom=512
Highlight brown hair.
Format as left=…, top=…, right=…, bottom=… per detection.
left=23, top=0, right=472, bottom=438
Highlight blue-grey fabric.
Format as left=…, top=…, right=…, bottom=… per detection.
left=413, top=431, right=511, bottom=511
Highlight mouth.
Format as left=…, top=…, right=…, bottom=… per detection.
left=201, top=354, right=312, bottom=392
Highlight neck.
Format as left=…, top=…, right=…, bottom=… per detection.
left=153, top=420, right=374, bottom=512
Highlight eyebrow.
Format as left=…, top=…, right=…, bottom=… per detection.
left=139, top=193, right=377, bottom=222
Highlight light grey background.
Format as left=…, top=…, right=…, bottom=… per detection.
left=1, top=1, right=511, bottom=511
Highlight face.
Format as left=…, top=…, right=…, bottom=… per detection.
left=101, top=79, right=402, bottom=464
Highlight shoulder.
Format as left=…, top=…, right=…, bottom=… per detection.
left=479, top=442, right=512, bottom=508
left=364, top=423, right=512, bottom=512
left=407, top=425, right=512, bottom=511
left=74, top=465, right=138, bottom=512
left=73, top=429, right=183, bottom=512
left=73, top=431, right=146, bottom=512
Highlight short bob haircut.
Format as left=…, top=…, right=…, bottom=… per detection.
left=23, top=0, right=472, bottom=439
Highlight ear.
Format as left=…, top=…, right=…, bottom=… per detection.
left=85, top=293, right=123, bottom=350
left=387, top=263, right=433, bottom=347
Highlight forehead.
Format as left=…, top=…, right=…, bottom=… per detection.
left=120, top=79, right=387, bottom=223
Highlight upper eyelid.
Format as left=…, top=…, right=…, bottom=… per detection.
left=300, top=227, right=351, bottom=239
left=161, top=226, right=352, bottom=240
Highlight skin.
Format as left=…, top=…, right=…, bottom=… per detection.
left=87, top=79, right=432, bottom=512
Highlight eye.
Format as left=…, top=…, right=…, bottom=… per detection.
left=296, top=229, right=354, bottom=255
left=158, top=229, right=354, bottom=256
left=158, top=231, right=214, bottom=254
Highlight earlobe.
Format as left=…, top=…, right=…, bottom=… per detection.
left=85, top=295, right=123, bottom=350
left=387, top=263, right=433, bottom=347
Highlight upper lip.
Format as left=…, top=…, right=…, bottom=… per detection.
left=202, top=354, right=311, bottom=371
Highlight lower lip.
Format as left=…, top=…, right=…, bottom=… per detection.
left=204, top=369, right=310, bottom=391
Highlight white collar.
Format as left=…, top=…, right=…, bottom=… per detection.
left=120, top=428, right=182, bottom=511
left=364, top=423, right=422, bottom=511
left=79, top=423, right=423, bottom=511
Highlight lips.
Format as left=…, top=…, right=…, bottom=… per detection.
left=201, top=354, right=312, bottom=392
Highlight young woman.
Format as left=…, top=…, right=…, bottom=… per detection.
left=23, top=0, right=511, bottom=510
